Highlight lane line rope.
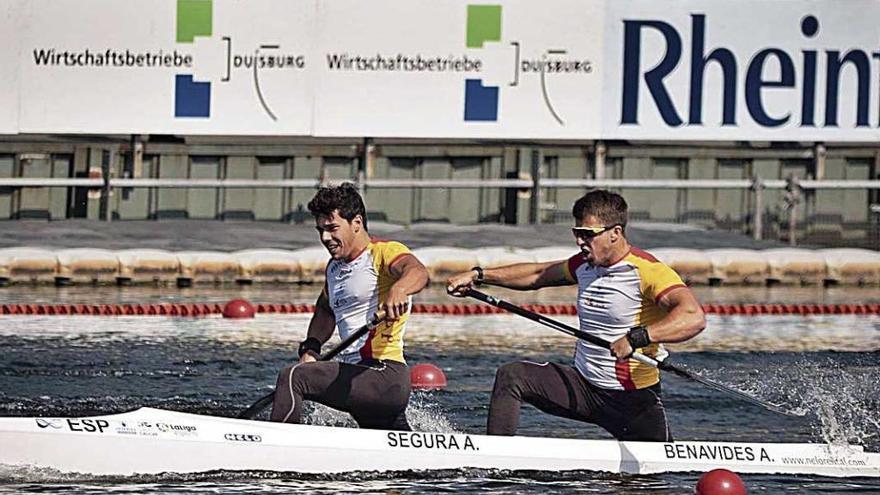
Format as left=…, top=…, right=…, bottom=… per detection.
left=1, top=302, right=879, bottom=316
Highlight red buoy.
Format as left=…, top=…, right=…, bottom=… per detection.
left=695, top=469, right=747, bottom=495
left=410, top=363, right=447, bottom=390
left=223, top=299, right=255, bottom=319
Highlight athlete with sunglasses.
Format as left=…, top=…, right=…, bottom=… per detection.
left=446, top=189, right=706, bottom=441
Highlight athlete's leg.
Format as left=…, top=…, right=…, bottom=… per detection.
left=487, top=361, right=595, bottom=435
left=590, top=383, right=672, bottom=442
left=270, top=361, right=346, bottom=423
left=348, top=361, right=412, bottom=431
left=271, top=360, right=412, bottom=429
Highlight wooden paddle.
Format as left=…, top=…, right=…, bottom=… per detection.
left=238, top=310, right=387, bottom=420
left=464, top=288, right=803, bottom=417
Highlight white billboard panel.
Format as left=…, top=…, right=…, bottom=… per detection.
left=18, top=0, right=314, bottom=135
left=602, top=0, right=880, bottom=142
left=312, top=0, right=605, bottom=139
left=0, top=1, right=21, bottom=134
left=9, top=0, right=880, bottom=142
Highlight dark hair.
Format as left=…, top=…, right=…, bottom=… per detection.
left=307, top=182, right=368, bottom=230
left=572, top=189, right=628, bottom=228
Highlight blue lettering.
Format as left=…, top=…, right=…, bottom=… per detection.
left=689, top=14, right=737, bottom=125
left=745, top=49, right=795, bottom=127
left=825, top=50, right=871, bottom=127
left=620, top=14, right=878, bottom=130
left=621, top=19, right=683, bottom=125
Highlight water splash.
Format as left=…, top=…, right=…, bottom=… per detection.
left=695, top=354, right=880, bottom=448
left=301, top=403, right=356, bottom=428
left=799, top=360, right=880, bottom=448
left=300, top=391, right=459, bottom=433
left=405, top=392, right=460, bottom=433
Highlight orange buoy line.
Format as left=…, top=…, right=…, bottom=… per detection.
left=1, top=301, right=879, bottom=317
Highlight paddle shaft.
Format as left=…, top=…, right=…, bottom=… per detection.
left=465, top=288, right=656, bottom=368
left=237, top=311, right=386, bottom=420
left=464, top=288, right=800, bottom=417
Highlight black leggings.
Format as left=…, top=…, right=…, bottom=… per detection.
left=487, top=361, right=672, bottom=441
left=271, top=359, right=411, bottom=431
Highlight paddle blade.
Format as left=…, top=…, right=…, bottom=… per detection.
left=238, top=392, right=274, bottom=419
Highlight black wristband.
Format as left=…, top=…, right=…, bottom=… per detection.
left=626, top=325, right=652, bottom=350
left=470, top=266, right=484, bottom=285
left=298, top=337, right=322, bottom=358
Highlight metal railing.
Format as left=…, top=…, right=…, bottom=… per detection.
left=2, top=175, right=879, bottom=246
left=5, top=176, right=879, bottom=190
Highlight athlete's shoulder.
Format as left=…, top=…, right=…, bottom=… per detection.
left=369, top=237, right=410, bottom=247
left=369, top=238, right=411, bottom=255
left=368, top=238, right=412, bottom=270
left=627, top=246, right=661, bottom=263
left=625, top=246, right=686, bottom=297
left=624, top=247, right=673, bottom=273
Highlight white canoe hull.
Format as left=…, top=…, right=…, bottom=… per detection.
left=1, top=408, right=878, bottom=478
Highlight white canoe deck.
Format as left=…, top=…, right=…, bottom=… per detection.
left=1, top=407, right=878, bottom=478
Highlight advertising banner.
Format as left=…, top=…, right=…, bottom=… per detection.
left=5, top=0, right=880, bottom=141
left=0, top=0, right=21, bottom=134
left=602, top=0, right=880, bottom=141
left=18, top=0, right=314, bottom=135
left=311, top=0, right=605, bottom=139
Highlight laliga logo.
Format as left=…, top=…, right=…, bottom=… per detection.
left=156, top=422, right=197, bottom=433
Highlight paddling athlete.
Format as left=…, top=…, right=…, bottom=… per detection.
left=271, top=183, right=429, bottom=430
left=446, top=189, right=706, bottom=441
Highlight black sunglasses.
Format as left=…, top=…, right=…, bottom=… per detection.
left=571, top=224, right=622, bottom=240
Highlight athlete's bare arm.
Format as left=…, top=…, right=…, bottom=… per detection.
left=300, top=291, right=336, bottom=363
left=386, top=253, right=429, bottom=321
left=446, top=260, right=574, bottom=296
left=610, top=287, right=706, bottom=359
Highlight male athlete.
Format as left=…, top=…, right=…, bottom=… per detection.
left=271, top=183, right=429, bottom=430
left=447, top=189, right=705, bottom=441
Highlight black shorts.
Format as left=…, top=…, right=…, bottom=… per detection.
left=272, top=359, right=411, bottom=431
left=488, top=361, right=672, bottom=441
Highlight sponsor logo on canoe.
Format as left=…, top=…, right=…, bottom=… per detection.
left=114, top=420, right=138, bottom=435
left=224, top=433, right=262, bottom=443
left=664, top=443, right=772, bottom=463
left=111, top=420, right=162, bottom=437
left=387, top=432, right=478, bottom=451
left=66, top=418, right=110, bottom=433
left=35, top=418, right=63, bottom=429
left=155, top=422, right=198, bottom=436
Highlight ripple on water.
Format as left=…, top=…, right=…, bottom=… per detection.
left=1, top=309, right=879, bottom=493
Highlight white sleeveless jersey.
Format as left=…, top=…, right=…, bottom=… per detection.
left=324, top=240, right=412, bottom=364
left=563, top=247, right=686, bottom=390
